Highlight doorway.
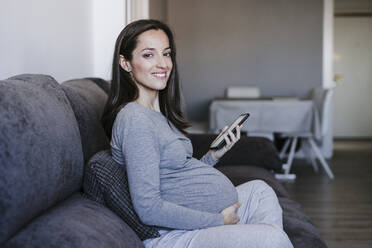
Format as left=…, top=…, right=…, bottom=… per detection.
left=333, top=17, right=372, bottom=138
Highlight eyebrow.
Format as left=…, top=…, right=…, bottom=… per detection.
left=141, top=47, right=171, bottom=52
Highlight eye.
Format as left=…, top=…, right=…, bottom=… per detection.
left=142, top=53, right=153, bottom=58
left=164, top=51, right=172, bottom=57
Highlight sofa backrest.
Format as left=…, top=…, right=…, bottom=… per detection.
left=61, top=78, right=110, bottom=163
left=0, top=74, right=84, bottom=244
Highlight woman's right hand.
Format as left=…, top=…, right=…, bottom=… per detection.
left=221, top=202, right=241, bottom=225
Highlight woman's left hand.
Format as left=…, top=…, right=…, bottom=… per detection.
left=209, top=125, right=242, bottom=161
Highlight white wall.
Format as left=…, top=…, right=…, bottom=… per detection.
left=130, top=0, right=149, bottom=21
left=0, top=0, right=92, bottom=82
left=92, top=0, right=127, bottom=80
left=323, top=0, right=336, bottom=89
left=321, top=0, right=335, bottom=157
left=0, top=0, right=127, bottom=82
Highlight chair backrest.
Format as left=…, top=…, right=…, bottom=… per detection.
left=311, top=87, right=334, bottom=136
left=226, top=86, right=261, bottom=98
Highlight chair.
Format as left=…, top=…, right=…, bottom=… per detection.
left=279, top=88, right=335, bottom=179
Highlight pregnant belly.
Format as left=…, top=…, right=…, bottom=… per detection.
left=160, top=164, right=238, bottom=213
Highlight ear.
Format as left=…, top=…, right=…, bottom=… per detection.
left=119, top=55, right=132, bottom=72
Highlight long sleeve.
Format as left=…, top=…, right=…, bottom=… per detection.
left=200, top=152, right=218, bottom=166
left=120, top=112, right=224, bottom=230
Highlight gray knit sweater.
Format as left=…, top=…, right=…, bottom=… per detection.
left=111, top=102, right=238, bottom=230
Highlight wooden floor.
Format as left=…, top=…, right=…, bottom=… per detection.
left=281, top=140, right=372, bottom=248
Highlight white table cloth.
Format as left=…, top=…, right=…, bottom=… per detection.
left=209, top=99, right=321, bottom=140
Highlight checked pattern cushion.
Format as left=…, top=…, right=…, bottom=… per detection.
left=83, top=150, right=160, bottom=241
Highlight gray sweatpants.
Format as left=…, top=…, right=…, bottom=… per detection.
left=144, top=180, right=293, bottom=248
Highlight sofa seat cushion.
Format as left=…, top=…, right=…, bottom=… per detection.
left=279, top=197, right=327, bottom=248
left=83, top=150, right=160, bottom=241
left=3, top=193, right=143, bottom=248
left=217, top=165, right=326, bottom=248
left=217, top=165, right=290, bottom=198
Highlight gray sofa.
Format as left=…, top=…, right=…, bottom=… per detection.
left=0, top=74, right=327, bottom=248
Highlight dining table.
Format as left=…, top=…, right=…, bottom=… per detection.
left=209, top=97, right=321, bottom=140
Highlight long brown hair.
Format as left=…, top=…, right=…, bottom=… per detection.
left=101, top=19, right=190, bottom=139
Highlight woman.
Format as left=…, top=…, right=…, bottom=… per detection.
left=102, top=19, right=293, bottom=248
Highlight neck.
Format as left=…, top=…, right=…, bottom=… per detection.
left=135, top=85, right=161, bottom=112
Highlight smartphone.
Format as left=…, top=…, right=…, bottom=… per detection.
left=210, top=113, right=250, bottom=150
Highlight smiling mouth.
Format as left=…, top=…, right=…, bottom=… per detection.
left=152, top=72, right=167, bottom=79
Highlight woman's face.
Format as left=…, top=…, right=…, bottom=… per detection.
left=121, top=29, right=173, bottom=93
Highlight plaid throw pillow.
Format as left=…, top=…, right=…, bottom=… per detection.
left=83, top=150, right=160, bottom=241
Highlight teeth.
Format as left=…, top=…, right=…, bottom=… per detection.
left=153, top=72, right=166, bottom=78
